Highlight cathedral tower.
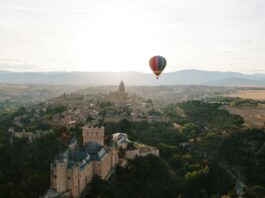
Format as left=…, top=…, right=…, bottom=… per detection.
left=118, top=80, right=125, bottom=93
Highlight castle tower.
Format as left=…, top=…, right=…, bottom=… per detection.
left=50, top=159, right=67, bottom=192
left=118, top=80, right=125, bottom=93
left=71, top=164, right=81, bottom=198
left=82, top=127, right=105, bottom=145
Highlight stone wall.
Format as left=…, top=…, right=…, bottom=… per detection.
left=125, top=148, right=159, bottom=159
left=125, top=149, right=140, bottom=159
left=82, top=127, right=104, bottom=145
left=100, top=153, right=112, bottom=179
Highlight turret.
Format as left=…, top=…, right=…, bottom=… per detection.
left=55, top=159, right=68, bottom=192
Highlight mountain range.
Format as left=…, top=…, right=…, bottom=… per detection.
left=0, top=70, right=265, bottom=86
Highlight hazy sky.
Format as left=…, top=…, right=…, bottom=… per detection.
left=0, top=0, right=265, bottom=73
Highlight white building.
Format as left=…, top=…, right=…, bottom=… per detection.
left=112, top=133, right=129, bottom=149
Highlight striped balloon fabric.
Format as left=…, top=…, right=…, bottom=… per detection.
left=149, top=55, right=167, bottom=79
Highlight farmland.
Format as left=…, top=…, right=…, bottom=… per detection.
left=223, top=89, right=265, bottom=101
left=224, top=106, right=265, bottom=128
left=220, top=89, right=265, bottom=128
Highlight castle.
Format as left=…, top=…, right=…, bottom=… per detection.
left=48, top=127, right=118, bottom=198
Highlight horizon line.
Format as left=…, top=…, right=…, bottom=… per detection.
left=0, top=69, right=265, bottom=75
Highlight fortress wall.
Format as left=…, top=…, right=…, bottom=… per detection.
left=93, top=161, right=101, bottom=177
left=139, top=149, right=160, bottom=157
left=79, top=163, right=93, bottom=196
left=100, top=153, right=112, bottom=180
left=125, top=149, right=140, bottom=159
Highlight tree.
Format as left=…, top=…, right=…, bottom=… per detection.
left=119, top=119, right=131, bottom=132
left=89, top=176, right=111, bottom=198
left=244, top=185, right=265, bottom=198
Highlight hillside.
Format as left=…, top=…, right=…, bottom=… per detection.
left=0, top=70, right=265, bottom=86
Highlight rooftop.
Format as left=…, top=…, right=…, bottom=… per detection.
left=54, top=142, right=107, bottom=168
left=84, top=142, right=107, bottom=160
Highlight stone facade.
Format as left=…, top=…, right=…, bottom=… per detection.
left=82, top=126, right=104, bottom=146
left=50, top=151, right=93, bottom=197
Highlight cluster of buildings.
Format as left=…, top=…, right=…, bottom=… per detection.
left=103, top=81, right=168, bottom=123
left=51, top=81, right=144, bottom=128
left=29, top=81, right=168, bottom=130
left=54, top=106, right=99, bottom=128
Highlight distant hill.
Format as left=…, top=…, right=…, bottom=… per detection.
left=205, top=77, right=265, bottom=86
left=0, top=69, right=265, bottom=86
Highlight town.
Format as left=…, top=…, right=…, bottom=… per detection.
left=1, top=81, right=265, bottom=198
left=6, top=81, right=162, bottom=198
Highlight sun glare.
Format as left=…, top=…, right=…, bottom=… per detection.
left=72, top=6, right=167, bottom=72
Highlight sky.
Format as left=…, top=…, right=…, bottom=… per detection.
left=0, top=0, right=265, bottom=73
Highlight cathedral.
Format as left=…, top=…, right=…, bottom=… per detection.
left=107, top=80, right=128, bottom=103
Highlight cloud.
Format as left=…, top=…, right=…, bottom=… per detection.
left=0, top=59, right=64, bottom=72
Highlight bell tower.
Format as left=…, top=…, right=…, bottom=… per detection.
left=118, top=80, right=125, bottom=93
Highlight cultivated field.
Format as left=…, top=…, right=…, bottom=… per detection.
left=224, top=106, right=265, bottom=128
left=223, top=90, right=265, bottom=101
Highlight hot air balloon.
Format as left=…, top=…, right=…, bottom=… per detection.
left=149, top=55, right=167, bottom=79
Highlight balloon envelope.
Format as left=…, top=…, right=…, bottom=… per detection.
left=149, top=56, right=167, bottom=79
